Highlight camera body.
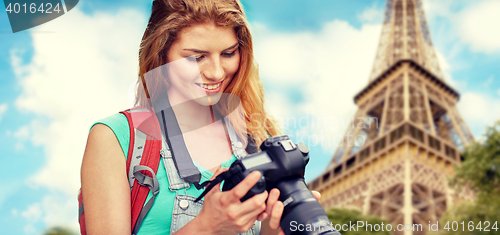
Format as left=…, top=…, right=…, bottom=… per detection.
left=222, top=135, right=309, bottom=200
left=221, top=135, right=339, bottom=235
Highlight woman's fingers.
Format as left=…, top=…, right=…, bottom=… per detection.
left=239, top=190, right=268, bottom=220
left=266, top=188, right=280, bottom=216
left=257, top=212, right=268, bottom=221
left=199, top=170, right=272, bottom=234
left=221, top=171, right=262, bottom=204
left=269, top=201, right=284, bottom=230
left=311, top=190, right=321, bottom=201
left=257, top=189, right=280, bottom=221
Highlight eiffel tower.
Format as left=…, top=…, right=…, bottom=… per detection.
left=308, top=0, right=474, bottom=234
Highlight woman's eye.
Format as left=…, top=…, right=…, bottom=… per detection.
left=222, top=50, right=236, bottom=57
left=186, top=55, right=204, bottom=61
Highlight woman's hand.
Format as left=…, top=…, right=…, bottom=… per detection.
left=260, top=190, right=322, bottom=235
left=185, top=168, right=268, bottom=235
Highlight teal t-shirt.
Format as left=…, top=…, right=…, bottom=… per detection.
left=94, top=113, right=238, bottom=234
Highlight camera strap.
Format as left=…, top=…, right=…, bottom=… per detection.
left=157, top=97, right=202, bottom=185
left=155, top=93, right=257, bottom=190
left=157, top=99, right=237, bottom=189
left=194, top=170, right=234, bottom=202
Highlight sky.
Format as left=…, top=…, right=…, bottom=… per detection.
left=1, top=0, right=500, bottom=234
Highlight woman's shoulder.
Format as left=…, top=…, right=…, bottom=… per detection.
left=94, top=112, right=129, bottom=129
left=91, top=112, right=131, bottom=159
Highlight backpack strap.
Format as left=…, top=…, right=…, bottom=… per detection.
left=78, top=189, right=86, bottom=235
left=131, top=164, right=159, bottom=235
left=120, top=108, right=162, bottom=235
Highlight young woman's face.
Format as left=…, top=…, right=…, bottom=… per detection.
left=165, top=23, right=240, bottom=106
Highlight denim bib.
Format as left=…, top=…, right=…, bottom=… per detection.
left=161, top=118, right=261, bottom=235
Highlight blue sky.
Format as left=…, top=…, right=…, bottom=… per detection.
left=1, top=0, right=500, bottom=234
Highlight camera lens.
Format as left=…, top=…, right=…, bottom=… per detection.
left=276, top=179, right=340, bottom=235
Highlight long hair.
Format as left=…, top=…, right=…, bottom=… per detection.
left=135, top=0, right=279, bottom=148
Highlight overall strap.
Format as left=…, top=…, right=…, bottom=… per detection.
left=162, top=136, right=191, bottom=190
left=224, top=117, right=248, bottom=159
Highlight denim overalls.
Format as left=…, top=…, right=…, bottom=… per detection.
left=160, top=118, right=261, bottom=235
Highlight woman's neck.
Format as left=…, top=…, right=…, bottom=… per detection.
left=166, top=92, right=215, bottom=132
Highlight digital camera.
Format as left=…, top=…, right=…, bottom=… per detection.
left=198, top=135, right=340, bottom=235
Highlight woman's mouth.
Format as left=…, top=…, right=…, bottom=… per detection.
left=195, top=81, right=223, bottom=93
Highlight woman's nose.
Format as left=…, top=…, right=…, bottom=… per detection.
left=203, top=59, right=224, bottom=81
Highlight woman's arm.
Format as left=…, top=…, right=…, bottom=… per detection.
left=81, top=124, right=132, bottom=235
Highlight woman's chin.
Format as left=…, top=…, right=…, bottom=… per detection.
left=192, top=93, right=223, bottom=106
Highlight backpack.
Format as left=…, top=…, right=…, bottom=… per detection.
left=78, top=108, right=163, bottom=235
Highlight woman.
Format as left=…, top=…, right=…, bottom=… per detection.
left=81, top=0, right=319, bottom=234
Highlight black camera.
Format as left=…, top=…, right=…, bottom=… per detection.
left=196, top=135, right=340, bottom=235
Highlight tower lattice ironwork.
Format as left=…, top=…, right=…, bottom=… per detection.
left=308, top=1, right=474, bottom=234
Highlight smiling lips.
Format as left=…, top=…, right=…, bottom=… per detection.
left=195, top=81, right=223, bottom=93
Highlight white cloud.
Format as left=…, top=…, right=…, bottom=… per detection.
left=12, top=126, right=30, bottom=151
left=424, top=0, right=500, bottom=54
left=12, top=7, right=147, bottom=232
left=457, top=0, right=500, bottom=53
left=15, top=143, right=25, bottom=151
left=483, top=76, right=494, bottom=87
left=434, top=49, right=465, bottom=90
left=357, top=4, right=384, bottom=24
left=458, top=92, right=500, bottom=136
left=0, top=181, right=21, bottom=212
left=0, top=104, right=7, bottom=122
left=265, top=92, right=294, bottom=126
left=253, top=20, right=381, bottom=175
left=40, top=194, right=78, bottom=229
left=14, top=125, right=30, bottom=140
left=21, top=203, right=42, bottom=222
left=19, top=194, right=80, bottom=234
left=24, top=224, right=36, bottom=234
left=422, top=0, right=456, bottom=21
